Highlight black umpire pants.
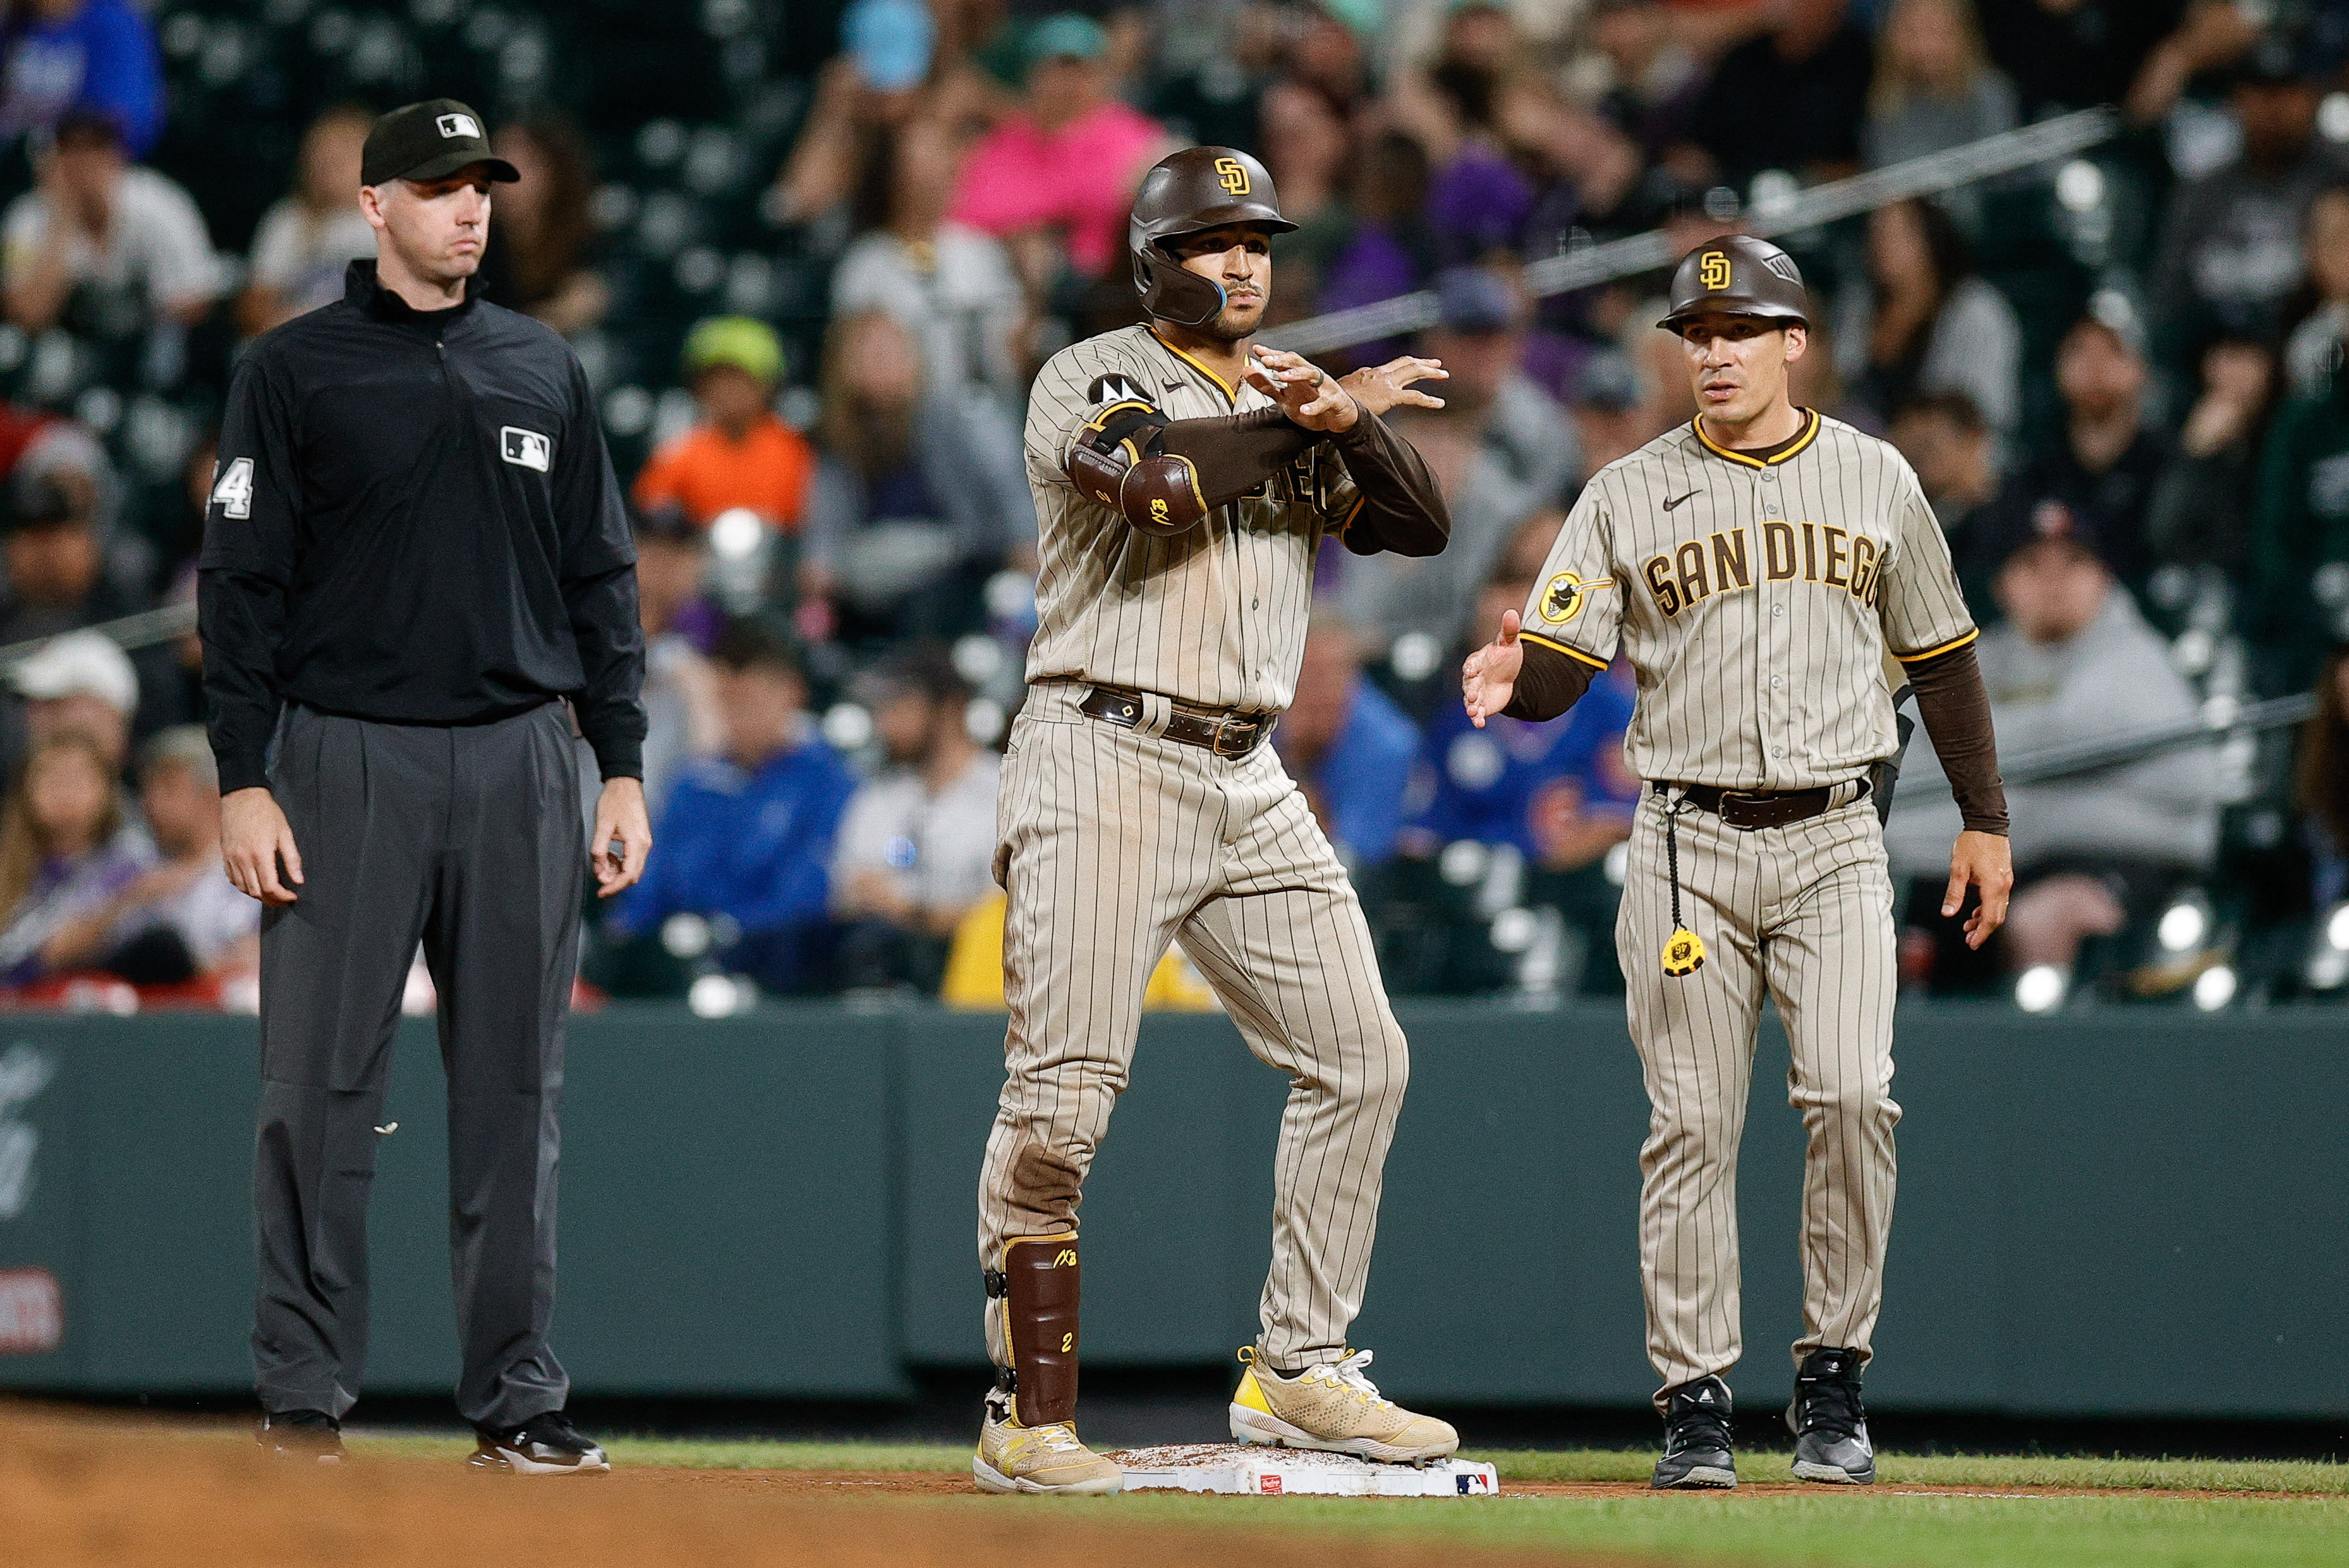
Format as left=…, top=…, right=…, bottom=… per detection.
left=252, top=702, right=584, bottom=1426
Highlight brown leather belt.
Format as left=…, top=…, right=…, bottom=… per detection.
left=1080, top=685, right=1276, bottom=758
left=1654, top=779, right=1867, bottom=830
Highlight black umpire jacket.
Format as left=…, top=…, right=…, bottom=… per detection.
left=199, top=260, right=646, bottom=795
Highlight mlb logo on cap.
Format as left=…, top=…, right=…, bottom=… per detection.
left=436, top=111, right=482, bottom=140
left=502, top=427, right=551, bottom=472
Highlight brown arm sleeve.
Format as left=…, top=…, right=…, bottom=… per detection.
left=1500, top=638, right=1597, bottom=722
left=1328, top=408, right=1450, bottom=558
left=1155, top=408, right=1315, bottom=507
left=1907, top=641, right=2008, bottom=835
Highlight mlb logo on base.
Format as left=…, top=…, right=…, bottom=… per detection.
left=501, top=427, right=551, bottom=472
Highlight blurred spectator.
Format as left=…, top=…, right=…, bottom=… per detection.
left=1582, top=0, right=1711, bottom=164
left=2249, top=338, right=2349, bottom=682
left=39, top=724, right=254, bottom=984
left=1888, top=536, right=2218, bottom=983
left=1972, top=310, right=2163, bottom=588
left=633, top=316, right=818, bottom=534
left=833, top=113, right=1028, bottom=413
left=1342, top=273, right=1576, bottom=655
left=0, top=0, right=162, bottom=158
left=0, top=728, right=149, bottom=985
left=9, top=626, right=134, bottom=770
left=1678, top=0, right=1873, bottom=191
left=1890, top=389, right=2002, bottom=597
left=1974, top=0, right=2190, bottom=121
left=1274, top=616, right=1419, bottom=869
left=948, top=13, right=1170, bottom=281
left=830, top=645, right=998, bottom=993
left=2282, top=182, right=2349, bottom=399
left=1493, top=74, right=1650, bottom=262
left=803, top=310, right=1032, bottom=647
left=1398, top=561, right=1638, bottom=874
left=2294, top=644, right=2349, bottom=907
left=607, top=623, right=857, bottom=995
left=476, top=114, right=609, bottom=338
left=2150, top=38, right=2342, bottom=369
left=1838, top=197, right=2022, bottom=435
left=1144, top=1, right=1285, bottom=152
left=238, top=104, right=375, bottom=336
left=2, top=106, right=220, bottom=337
left=1314, top=130, right=1441, bottom=364
left=0, top=477, right=182, bottom=742
left=628, top=504, right=724, bottom=814
left=1862, top=0, right=2018, bottom=169
left=1256, top=80, right=1356, bottom=316
left=2146, top=336, right=2276, bottom=580
left=1416, top=59, right=1536, bottom=266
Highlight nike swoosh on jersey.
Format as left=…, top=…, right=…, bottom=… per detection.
left=1663, top=489, right=1701, bottom=511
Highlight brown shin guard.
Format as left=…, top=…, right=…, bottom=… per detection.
left=996, top=1233, right=1080, bottom=1427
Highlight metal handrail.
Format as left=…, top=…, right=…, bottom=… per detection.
left=1903, top=692, right=2315, bottom=798
left=1268, top=106, right=2121, bottom=358
left=0, top=600, right=196, bottom=669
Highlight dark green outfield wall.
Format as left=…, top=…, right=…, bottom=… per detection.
left=1, top=1004, right=2344, bottom=1417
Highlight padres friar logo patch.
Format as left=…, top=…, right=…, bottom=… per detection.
left=1214, top=156, right=1251, bottom=195
left=1699, top=251, right=1732, bottom=291
left=1538, top=570, right=1613, bottom=625
left=1662, top=926, right=1706, bottom=977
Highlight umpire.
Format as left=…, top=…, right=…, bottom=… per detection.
left=198, top=100, right=649, bottom=1471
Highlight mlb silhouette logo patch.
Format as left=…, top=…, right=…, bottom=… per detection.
left=437, top=112, right=482, bottom=140
left=501, top=427, right=551, bottom=471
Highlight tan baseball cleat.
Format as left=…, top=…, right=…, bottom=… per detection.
left=1229, top=1347, right=1459, bottom=1464
left=973, top=1391, right=1124, bottom=1495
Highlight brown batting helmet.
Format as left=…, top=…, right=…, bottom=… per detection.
left=1657, top=234, right=1809, bottom=332
left=1129, top=147, right=1296, bottom=329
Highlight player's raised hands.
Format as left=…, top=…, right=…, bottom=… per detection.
left=1340, top=356, right=1448, bottom=418
left=1462, top=608, right=1525, bottom=729
left=1944, top=829, right=2013, bottom=950
left=1244, top=345, right=1359, bottom=432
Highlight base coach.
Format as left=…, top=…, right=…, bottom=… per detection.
left=198, top=100, right=650, bottom=1471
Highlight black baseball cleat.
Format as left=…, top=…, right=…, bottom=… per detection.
left=468, top=1411, right=611, bottom=1475
left=258, top=1408, right=344, bottom=1463
left=1787, top=1347, right=1875, bottom=1484
left=1651, top=1375, right=1737, bottom=1489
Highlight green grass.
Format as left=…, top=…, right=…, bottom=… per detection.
left=339, top=1436, right=2349, bottom=1567
left=346, top=1435, right=2349, bottom=1494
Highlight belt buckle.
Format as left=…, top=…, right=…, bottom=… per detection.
left=1718, top=789, right=1767, bottom=830
left=1212, top=718, right=1256, bottom=758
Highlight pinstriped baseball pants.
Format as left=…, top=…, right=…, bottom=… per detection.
left=1617, top=784, right=1900, bottom=1402
left=978, top=683, right=1409, bottom=1371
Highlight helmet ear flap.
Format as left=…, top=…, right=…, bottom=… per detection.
left=1136, top=245, right=1227, bottom=330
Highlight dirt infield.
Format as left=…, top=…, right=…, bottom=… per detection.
left=2, top=1407, right=1607, bottom=1568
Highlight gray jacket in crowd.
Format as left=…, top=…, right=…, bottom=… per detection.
left=1885, top=590, right=2220, bottom=877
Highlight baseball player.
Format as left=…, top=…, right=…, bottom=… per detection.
left=1460, top=236, right=2012, bottom=1488
left=974, top=147, right=1458, bottom=1493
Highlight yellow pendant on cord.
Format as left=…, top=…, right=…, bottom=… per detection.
left=1662, top=926, right=1706, bottom=978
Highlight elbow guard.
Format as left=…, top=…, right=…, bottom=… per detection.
left=1067, top=400, right=1209, bottom=537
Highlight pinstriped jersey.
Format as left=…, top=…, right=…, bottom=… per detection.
left=1023, top=323, right=1359, bottom=715
left=1520, top=410, right=1976, bottom=791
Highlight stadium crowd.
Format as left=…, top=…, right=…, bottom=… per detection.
left=0, top=0, right=2346, bottom=1010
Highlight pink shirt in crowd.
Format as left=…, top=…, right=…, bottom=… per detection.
left=949, top=101, right=1167, bottom=276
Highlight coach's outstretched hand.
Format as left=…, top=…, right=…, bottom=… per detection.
left=1462, top=609, right=1524, bottom=729
left=1945, top=829, right=2012, bottom=950
left=222, top=787, right=303, bottom=905
left=592, top=777, right=652, bottom=897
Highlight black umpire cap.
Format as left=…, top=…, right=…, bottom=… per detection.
left=361, top=99, right=519, bottom=188
left=1658, top=234, right=1809, bottom=332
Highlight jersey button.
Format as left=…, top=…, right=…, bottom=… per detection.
left=1771, top=605, right=1785, bottom=617
left=1773, top=746, right=1786, bottom=758
left=1769, top=675, right=1783, bottom=690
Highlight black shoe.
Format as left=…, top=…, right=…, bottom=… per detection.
left=258, top=1408, right=343, bottom=1463
left=1787, top=1347, right=1874, bottom=1484
left=1651, top=1375, right=1736, bottom=1489
left=468, top=1411, right=611, bottom=1475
